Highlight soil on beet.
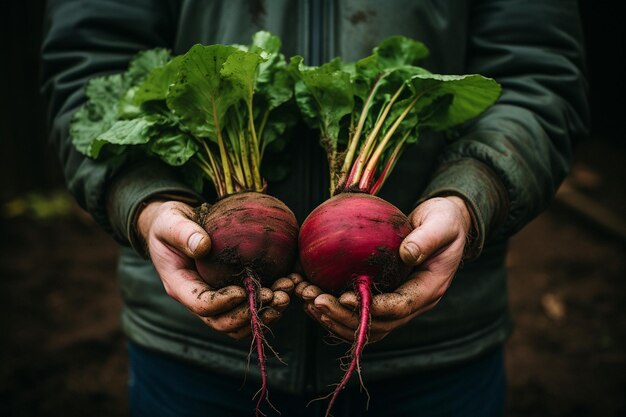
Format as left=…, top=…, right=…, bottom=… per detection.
left=1, top=138, right=625, bottom=416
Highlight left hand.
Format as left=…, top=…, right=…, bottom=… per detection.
left=295, top=196, right=472, bottom=342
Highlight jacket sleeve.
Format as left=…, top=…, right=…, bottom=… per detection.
left=420, top=0, right=590, bottom=258
left=41, top=0, right=201, bottom=250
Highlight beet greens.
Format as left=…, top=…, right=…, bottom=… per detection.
left=71, top=31, right=294, bottom=197
left=289, top=36, right=501, bottom=195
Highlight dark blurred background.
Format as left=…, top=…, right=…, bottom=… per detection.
left=1, top=2, right=625, bottom=416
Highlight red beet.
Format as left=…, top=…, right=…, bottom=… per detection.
left=194, top=191, right=298, bottom=415
left=195, top=192, right=298, bottom=287
left=298, top=192, right=412, bottom=416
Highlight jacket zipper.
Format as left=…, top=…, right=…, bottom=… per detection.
left=302, top=0, right=327, bottom=396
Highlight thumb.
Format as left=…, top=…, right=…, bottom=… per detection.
left=399, top=209, right=458, bottom=266
left=152, top=203, right=212, bottom=259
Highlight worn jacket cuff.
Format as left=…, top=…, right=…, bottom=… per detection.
left=418, top=158, right=509, bottom=260
left=106, top=159, right=203, bottom=257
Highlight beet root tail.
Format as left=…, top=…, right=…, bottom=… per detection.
left=243, top=270, right=270, bottom=417
left=324, top=275, right=373, bottom=417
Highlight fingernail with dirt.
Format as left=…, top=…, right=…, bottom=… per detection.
left=403, top=242, right=423, bottom=264
left=303, top=286, right=317, bottom=300
left=315, top=303, right=329, bottom=314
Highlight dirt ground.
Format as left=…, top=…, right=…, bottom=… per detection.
left=1, top=139, right=624, bottom=417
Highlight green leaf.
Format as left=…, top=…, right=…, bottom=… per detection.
left=166, top=44, right=254, bottom=139
left=126, top=48, right=172, bottom=84
left=250, top=31, right=281, bottom=55
left=353, top=36, right=430, bottom=100
left=149, top=131, right=199, bottom=166
left=134, top=55, right=182, bottom=105
left=289, top=56, right=354, bottom=154
left=71, top=49, right=173, bottom=156
left=255, top=64, right=293, bottom=112
left=220, top=48, right=264, bottom=108
left=355, top=36, right=429, bottom=81
left=84, top=73, right=129, bottom=102
left=248, top=31, right=294, bottom=111
left=417, top=94, right=454, bottom=129
left=250, top=30, right=282, bottom=84
left=374, top=36, right=429, bottom=68
left=245, top=31, right=294, bottom=153
left=118, top=87, right=143, bottom=119
left=408, top=73, right=501, bottom=130
left=70, top=73, right=128, bottom=155
left=90, top=116, right=159, bottom=158
left=70, top=106, right=111, bottom=155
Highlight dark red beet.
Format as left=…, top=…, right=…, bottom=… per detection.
left=195, top=192, right=298, bottom=287
left=194, top=192, right=298, bottom=416
left=298, top=192, right=412, bottom=417
left=299, top=192, right=412, bottom=293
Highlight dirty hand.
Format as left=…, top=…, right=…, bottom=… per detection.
left=296, top=196, right=472, bottom=342
left=136, top=200, right=295, bottom=340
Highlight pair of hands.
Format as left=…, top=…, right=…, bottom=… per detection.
left=137, top=196, right=472, bottom=342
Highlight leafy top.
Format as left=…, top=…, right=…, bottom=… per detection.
left=289, top=35, right=501, bottom=195
left=70, top=32, right=295, bottom=197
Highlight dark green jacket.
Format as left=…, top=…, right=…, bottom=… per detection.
left=42, top=0, right=589, bottom=394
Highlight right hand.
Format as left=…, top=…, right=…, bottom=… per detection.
left=136, top=200, right=295, bottom=340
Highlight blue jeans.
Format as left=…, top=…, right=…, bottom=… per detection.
left=128, top=342, right=506, bottom=417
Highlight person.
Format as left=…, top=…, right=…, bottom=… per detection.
left=41, top=1, right=589, bottom=416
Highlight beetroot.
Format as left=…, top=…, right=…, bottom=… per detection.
left=195, top=192, right=298, bottom=287
left=195, top=192, right=298, bottom=413
left=299, top=193, right=412, bottom=293
left=299, top=192, right=412, bottom=416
